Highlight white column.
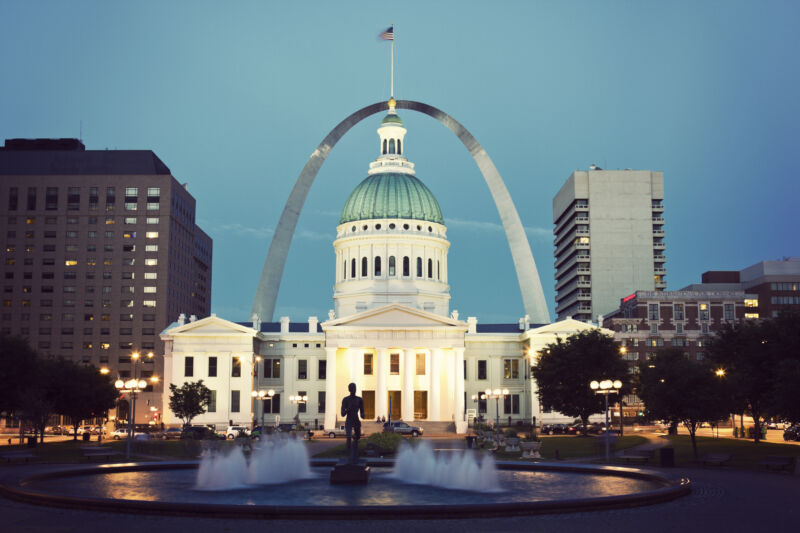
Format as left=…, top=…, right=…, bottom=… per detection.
left=376, top=348, right=388, bottom=419
left=430, top=348, right=441, bottom=421
left=324, top=347, right=337, bottom=430
left=402, top=348, right=414, bottom=421
left=347, top=348, right=358, bottom=388
left=453, top=347, right=465, bottom=431
left=424, top=349, right=432, bottom=420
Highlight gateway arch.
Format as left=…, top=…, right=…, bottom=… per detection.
left=252, top=100, right=551, bottom=324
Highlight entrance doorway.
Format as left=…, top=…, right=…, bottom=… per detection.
left=414, top=391, right=428, bottom=420
left=363, top=390, right=375, bottom=420
left=388, top=391, right=401, bottom=420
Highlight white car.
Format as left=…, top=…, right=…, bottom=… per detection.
left=325, top=425, right=348, bottom=438
left=226, top=426, right=250, bottom=439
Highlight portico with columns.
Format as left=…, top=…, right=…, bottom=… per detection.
left=322, top=304, right=467, bottom=431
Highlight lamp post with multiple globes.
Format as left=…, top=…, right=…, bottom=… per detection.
left=251, top=389, right=275, bottom=432
left=289, top=394, right=308, bottom=428
left=111, top=351, right=156, bottom=459
left=484, top=388, right=509, bottom=445
left=590, top=379, right=622, bottom=462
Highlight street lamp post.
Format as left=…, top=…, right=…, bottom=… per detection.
left=471, top=393, right=487, bottom=428
left=113, top=351, right=155, bottom=459
left=484, top=388, right=509, bottom=445
left=289, top=394, right=308, bottom=428
left=590, top=379, right=622, bottom=462
left=251, top=389, right=275, bottom=432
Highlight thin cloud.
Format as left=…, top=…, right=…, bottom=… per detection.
left=200, top=220, right=331, bottom=242
left=447, top=217, right=551, bottom=241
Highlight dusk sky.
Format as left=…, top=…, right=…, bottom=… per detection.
left=2, top=1, right=797, bottom=324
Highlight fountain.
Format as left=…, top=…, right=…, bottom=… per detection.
left=195, top=436, right=313, bottom=490
left=391, top=440, right=501, bottom=492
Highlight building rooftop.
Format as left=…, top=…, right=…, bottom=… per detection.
left=0, top=138, right=171, bottom=175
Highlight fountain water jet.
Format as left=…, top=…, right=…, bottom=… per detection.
left=195, top=436, right=313, bottom=490
left=390, top=440, right=501, bottom=492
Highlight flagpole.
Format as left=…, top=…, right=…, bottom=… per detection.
left=390, top=22, right=395, bottom=98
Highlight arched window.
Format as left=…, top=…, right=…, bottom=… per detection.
left=351, top=258, right=356, bottom=279
left=374, top=256, right=381, bottom=277
left=382, top=139, right=387, bottom=154
left=402, top=256, right=410, bottom=277
left=397, top=139, right=401, bottom=154
left=427, top=258, right=433, bottom=278
left=437, top=260, right=440, bottom=280
left=389, top=139, right=395, bottom=154
left=361, top=257, right=368, bottom=277
left=416, top=257, right=422, bottom=277
left=343, top=261, right=346, bottom=280
left=389, top=256, right=396, bottom=276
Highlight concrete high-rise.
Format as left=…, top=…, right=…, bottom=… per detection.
left=553, top=167, right=665, bottom=322
left=0, top=138, right=212, bottom=424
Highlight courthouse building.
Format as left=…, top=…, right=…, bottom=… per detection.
left=161, top=101, right=608, bottom=433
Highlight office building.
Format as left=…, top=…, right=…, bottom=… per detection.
left=553, top=167, right=665, bottom=322
left=0, top=138, right=212, bottom=424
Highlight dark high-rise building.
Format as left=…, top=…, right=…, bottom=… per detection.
left=0, top=138, right=212, bottom=423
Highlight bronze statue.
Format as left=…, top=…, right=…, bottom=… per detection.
left=340, top=382, right=364, bottom=464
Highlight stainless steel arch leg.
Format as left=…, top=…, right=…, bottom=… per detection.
left=251, top=100, right=551, bottom=324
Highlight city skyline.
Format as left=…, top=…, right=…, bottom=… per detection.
left=2, top=1, right=797, bottom=323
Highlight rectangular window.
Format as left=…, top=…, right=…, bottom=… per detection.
left=699, top=303, right=710, bottom=321
left=364, top=353, right=373, bottom=375
left=416, top=352, right=426, bottom=375
left=145, top=244, right=158, bottom=252
left=144, top=258, right=157, bottom=266
left=504, top=359, right=519, bottom=379
left=8, top=187, right=18, bottom=210
left=67, top=187, right=80, bottom=211
left=124, top=217, right=137, bottom=224
left=231, top=357, right=241, bottom=377
left=673, top=303, right=684, bottom=321
left=207, top=390, right=216, bottom=413
left=231, top=390, right=240, bottom=413
left=648, top=304, right=659, bottom=321
left=298, top=391, right=307, bottom=413
left=146, top=231, right=158, bottom=239
left=390, top=353, right=400, bottom=374
left=650, top=323, right=658, bottom=334
left=27, top=187, right=36, bottom=210
left=724, top=303, right=735, bottom=321
left=477, top=360, right=487, bottom=380
left=298, top=359, right=307, bottom=379
left=208, top=356, right=217, bottom=377
left=262, top=358, right=281, bottom=378
left=146, top=217, right=159, bottom=224
left=676, top=323, right=683, bottom=334
left=45, top=187, right=58, bottom=210
left=185, top=356, right=194, bottom=377
left=504, top=394, right=520, bottom=414
left=318, top=359, right=326, bottom=380
left=318, top=391, right=326, bottom=413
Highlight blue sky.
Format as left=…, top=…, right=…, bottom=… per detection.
left=1, top=1, right=798, bottom=324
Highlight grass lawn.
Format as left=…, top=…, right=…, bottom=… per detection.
left=492, top=435, right=648, bottom=461
left=621, top=435, right=800, bottom=470
left=0, top=438, right=210, bottom=463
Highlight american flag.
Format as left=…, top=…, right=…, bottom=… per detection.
left=379, top=26, right=394, bottom=41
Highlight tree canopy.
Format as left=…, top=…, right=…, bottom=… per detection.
left=637, top=348, right=730, bottom=457
left=707, top=310, right=800, bottom=441
left=532, top=329, right=629, bottom=432
left=169, top=380, right=211, bottom=426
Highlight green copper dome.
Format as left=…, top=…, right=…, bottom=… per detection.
left=339, top=172, right=444, bottom=225
left=381, top=112, right=404, bottom=126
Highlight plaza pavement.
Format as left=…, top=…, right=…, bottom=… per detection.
left=0, top=436, right=797, bottom=533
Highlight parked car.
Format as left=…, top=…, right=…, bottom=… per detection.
left=76, top=426, right=94, bottom=435
left=542, top=423, right=569, bottom=435
left=181, top=426, right=219, bottom=440
left=325, top=425, right=348, bottom=438
left=159, top=427, right=183, bottom=440
left=384, top=421, right=423, bottom=437
left=226, top=426, right=251, bottom=439
left=783, top=426, right=800, bottom=442
left=45, top=426, right=63, bottom=435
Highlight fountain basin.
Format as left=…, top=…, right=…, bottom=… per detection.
left=1, top=460, right=690, bottom=519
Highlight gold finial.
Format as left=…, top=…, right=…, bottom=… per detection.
left=388, top=97, right=396, bottom=111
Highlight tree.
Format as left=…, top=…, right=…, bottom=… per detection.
left=532, top=330, right=629, bottom=434
left=707, top=311, right=800, bottom=442
left=50, top=359, right=119, bottom=440
left=0, top=335, right=42, bottom=443
left=637, top=348, right=731, bottom=458
left=169, top=380, right=211, bottom=427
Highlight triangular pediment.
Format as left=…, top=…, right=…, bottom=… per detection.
left=525, top=318, right=613, bottom=338
left=161, top=315, right=256, bottom=338
left=323, top=304, right=466, bottom=330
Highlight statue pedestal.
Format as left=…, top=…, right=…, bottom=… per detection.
left=330, top=460, right=370, bottom=485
